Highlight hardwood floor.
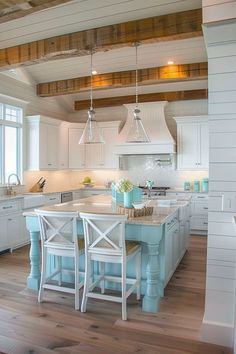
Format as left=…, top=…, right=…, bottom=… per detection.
left=0, top=236, right=232, bottom=354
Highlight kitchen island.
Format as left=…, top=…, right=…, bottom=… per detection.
left=24, top=194, right=190, bottom=313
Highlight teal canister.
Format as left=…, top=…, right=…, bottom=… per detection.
left=202, top=178, right=209, bottom=193
left=193, top=180, right=200, bottom=192
left=184, top=181, right=191, bottom=191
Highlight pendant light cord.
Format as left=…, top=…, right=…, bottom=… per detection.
left=90, top=49, right=93, bottom=111
left=135, top=43, right=138, bottom=108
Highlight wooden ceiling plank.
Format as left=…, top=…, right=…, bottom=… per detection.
left=37, top=62, right=208, bottom=97
left=74, top=89, right=208, bottom=110
left=0, top=8, right=202, bottom=71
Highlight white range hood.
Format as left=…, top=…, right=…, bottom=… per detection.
left=116, top=101, right=176, bottom=155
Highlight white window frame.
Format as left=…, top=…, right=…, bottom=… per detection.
left=0, top=103, right=23, bottom=185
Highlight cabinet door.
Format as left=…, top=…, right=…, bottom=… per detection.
left=0, top=217, right=8, bottom=251
left=85, top=144, right=104, bottom=169
left=47, top=124, right=59, bottom=168
left=40, top=123, right=58, bottom=169
left=178, top=124, right=198, bottom=169
left=58, top=122, right=69, bottom=169
left=7, top=213, right=21, bottom=248
left=199, top=123, right=209, bottom=169
left=102, top=127, right=119, bottom=169
left=69, top=128, right=85, bottom=169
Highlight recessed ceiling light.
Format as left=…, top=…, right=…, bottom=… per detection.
left=167, top=60, right=174, bottom=65
left=92, top=70, right=97, bottom=75
left=8, top=69, right=17, bottom=74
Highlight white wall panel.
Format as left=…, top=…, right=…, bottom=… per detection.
left=205, top=289, right=234, bottom=325
left=207, top=263, right=235, bottom=279
left=210, top=132, right=236, bottom=148
left=207, top=276, right=235, bottom=292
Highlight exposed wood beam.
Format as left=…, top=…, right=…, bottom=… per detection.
left=74, top=89, right=208, bottom=110
left=0, top=0, right=72, bottom=24
left=0, top=8, right=202, bottom=71
left=37, top=62, right=208, bottom=97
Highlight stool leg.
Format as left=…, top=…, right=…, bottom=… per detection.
left=75, top=254, right=80, bottom=310
left=100, top=262, right=105, bottom=294
left=81, top=253, right=91, bottom=313
left=58, top=256, right=62, bottom=286
left=121, top=261, right=127, bottom=320
left=38, top=248, right=46, bottom=303
left=136, top=250, right=141, bottom=300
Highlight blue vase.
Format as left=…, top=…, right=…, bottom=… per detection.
left=123, top=192, right=132, bottom=208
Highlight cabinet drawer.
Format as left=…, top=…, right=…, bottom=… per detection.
left=0, top=200, right=21, bottom=215
left=45, top=194, right=61, bottom=205
left=192, top=202, right=208, bottom=215
left=191, top=216, right=208, bottom=230
left=192, top=194, right=208, bottom=201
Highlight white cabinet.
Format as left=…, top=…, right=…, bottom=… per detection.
left=191, top=194, right=208, bottom=235
left=45, top=193, right=61, bottom=205
left=26, top=115, right=61, bottom=171
left=68, top=122, right=120, bottom=170
left=69, top=127, right=86, bottom=169
left=58, top=122, right=69, bottom=170
left=174, top=116, right=209, bottom=170
left=0, top=199, right=28, bottom=252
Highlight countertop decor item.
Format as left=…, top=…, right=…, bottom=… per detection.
left=117, top=205, right=153, bottom=218
left=193, top=180, right=200, bottom=192
left=29, top=177, right=46, bottom=193
left=202, top=178, right=209, bottom=193
left=126, top=43, right=150, bottom=143
left=115, top=178, right=134, bottom=208
left=79, top=49, right=104, bottom=145
left=184, top=181, right=191, bottom=191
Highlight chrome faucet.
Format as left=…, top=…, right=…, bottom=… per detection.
left=7, top=173, right=21, bottom=186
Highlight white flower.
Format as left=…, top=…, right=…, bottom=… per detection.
left=115, top=178, right=133, bottom=193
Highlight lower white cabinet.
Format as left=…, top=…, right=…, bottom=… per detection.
left=0, top=199, right=29, bottom=252
left=166, top=192, right=208, bottom=235
left=45, top=193, right=61, bottom=205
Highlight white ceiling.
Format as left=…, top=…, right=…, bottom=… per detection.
left=0, top=0, right=207, bottom=113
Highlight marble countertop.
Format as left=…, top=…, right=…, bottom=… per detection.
left=23, top=194, right=189, bottom=226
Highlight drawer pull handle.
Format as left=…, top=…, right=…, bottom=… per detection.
left=3, top=206, right=13, bottom=209
left=203, top=222, right=208, bottom=225
left=203, top=207, right=208, bottom=210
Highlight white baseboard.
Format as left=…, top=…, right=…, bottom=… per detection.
left=201, top=317, right=234, bottom=348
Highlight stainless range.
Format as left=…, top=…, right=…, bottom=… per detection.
left=139, top=186, right=170, bottom=198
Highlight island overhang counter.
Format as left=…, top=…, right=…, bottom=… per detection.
left=23, top=194, right=190, bottom=313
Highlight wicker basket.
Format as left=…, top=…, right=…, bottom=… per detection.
left=117, top=205, right=153, bottom=219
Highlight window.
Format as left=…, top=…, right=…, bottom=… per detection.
left=0, top=103, right=23, bottom=184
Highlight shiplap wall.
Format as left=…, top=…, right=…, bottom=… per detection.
left=0, top=73, right=67, bottom=119
left=202, top=0, right=236, bottom=348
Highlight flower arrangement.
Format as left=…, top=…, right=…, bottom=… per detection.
left=115, top=178, right=133, bottom=193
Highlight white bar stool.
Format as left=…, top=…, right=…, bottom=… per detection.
left=79, top=212, right=141, bottom=320
left=35, top=210, right=84, bottom=310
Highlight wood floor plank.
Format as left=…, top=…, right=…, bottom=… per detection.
left=0, top=236, right=233, bottom=354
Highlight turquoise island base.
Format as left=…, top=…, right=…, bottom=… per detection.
left=24, top=194, right=190, bottom=313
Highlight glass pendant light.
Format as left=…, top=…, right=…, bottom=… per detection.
left=126, top=43, right=150, bottom=143
left=79, top=50, right=104, bottom=144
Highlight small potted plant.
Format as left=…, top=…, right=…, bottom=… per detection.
left=115, top=178, right=133, bottom=208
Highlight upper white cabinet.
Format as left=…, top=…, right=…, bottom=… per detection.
left=68, top=126, right=86, bottom=169
left=174, top=116, right=209, bottom=170
left=26, top=115, right=61, bottom=170
left=58, top=121, right=70, bottom=170
left=68, top=122, right=121, bottom=170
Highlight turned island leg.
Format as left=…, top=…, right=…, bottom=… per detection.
left=142, top=242, right=160, bottom=312
left=27, top=231, right=41, bottom=290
